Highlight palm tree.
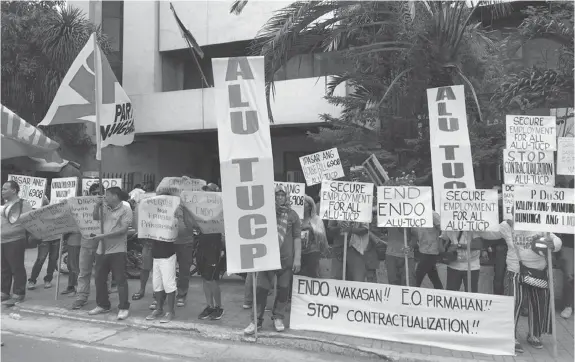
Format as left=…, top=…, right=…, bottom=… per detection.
left=1, top=1, right=110, bottom=146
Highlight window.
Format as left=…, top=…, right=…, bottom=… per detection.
left=102, top=1, right=123, bottom=83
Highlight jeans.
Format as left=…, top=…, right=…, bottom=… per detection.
left=415, top=253, right=443, bottom=289
left=1, top=239, right=27, bottom=297
left=76, top=246, right=97, bottom=302
left=484, top=239, right=508, bottom=295
left=175, top=243, right=194, bottom=298
left=386, top=255, right=416, bottom=286
left=95, top=253, right=130, bottom=310
left=256, top=268, right=292, bottom=323
left=29, top=239, right=60, bottom=283
left=446, top=267, right=479, bottom=293
left=67, top=245, right=81, bottom=288
left=244, top=273, right=254, bottom=305
left=299, top=252, right=321, bottom=278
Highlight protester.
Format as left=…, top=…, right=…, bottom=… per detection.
left=559, top=232, right=574, bottom=319
left=439, top=231, right=482, bottom=293
left=328, top=220, right=373, bottom=282
left=1, top=181, right=31, bottom=306
left=129, top=184, right=145, bottom=200
left=483, top=188, right=508, bottom=295
left=244, top=184, right=301, bottom=334
left=383, top=227, right=416, bottom=286
left=173, top=204, right=195, bottom=308
left=299, top=195, right=328, bottom=278
left=411, top=211, right=443, bottom=289
left=61, top=232, right=82, bottom=295
left=132, top=238, right=153, bottom=301
left=88, top=186, right=133, bottom=320
left=483, top=220, right=562, bottom=353
left=71, top=183, right=103, bottom=310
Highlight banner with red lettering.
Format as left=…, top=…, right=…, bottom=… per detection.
left=212, top=56, right=280, bottom=273
left=427, top=86, right=475, bottom=211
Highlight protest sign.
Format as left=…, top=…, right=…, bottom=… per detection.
left=319, top=180, right=374, bottom=223
left=502, top=184, right=524, bottom=221
left=440, top=189, right=499, bottom=231
left=156, top=176, right=206, bottom=196
left=506, top=115, right=556, bottom=151
left=19, top=202, right=78, bottom=240
left=137, top=195, right=180, bottom=242
left=213, top=56, right=280, bottom=273
left=51, top=177, right=78, bottom=203
left=503, top=149, right=555, bottom=186
left=557, top=137, right=575, bottom=176
left=361, top=154, right=389, bottom=186
left=291, top=276, right=514, bottom=355
left=377, top=186, right=433, bottom=228
left=513, top=186, right=575, bottom=234
left=299, top=148, right=345, bottom=186
left=274, top=181, right=305, bottom=219
left=427, top=86, right=475, bottom=211
left=67, top=196, right=100, bottom=238
left=7, top=174, right=47, bottom=209
left=181, top=191, right=224, bottom=234
left=133, top=192, right=156, bottom=203
left=81, top=178, right=122, bottom=195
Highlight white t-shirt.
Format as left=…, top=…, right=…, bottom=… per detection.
left=129, top=188, right=145, bottom=199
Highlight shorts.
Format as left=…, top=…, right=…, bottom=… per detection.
left=197, top=248, right=224, bottom=281
left=141, top=239, right=154, bottom=271
left=152, top=254, right=177, bottom=293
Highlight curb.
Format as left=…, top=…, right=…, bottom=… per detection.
left=12, top=304, right=474, bottom=362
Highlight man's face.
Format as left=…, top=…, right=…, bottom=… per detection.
left=1, top=183, right=16, bottom=200
left=304, top=202, right=312, bottom=217
left=105, top=190, right=118, bottom=205
left=275, top=191, right=287, bottom=205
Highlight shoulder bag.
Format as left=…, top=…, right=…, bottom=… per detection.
left=438, top=231, right=463, bottom=264
left=513, top=238, right=548, bottom=289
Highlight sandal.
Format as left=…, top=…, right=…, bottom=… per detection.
left=132, top=292, right=144, bottom=300
left=176, top=298, right=186, bottom=307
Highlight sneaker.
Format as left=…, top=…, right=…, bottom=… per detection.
left=146, top=309, right=164, bottom=320
left=61, top=287, right=76, bottom=295
left=242, top=303, right=252, bottom=309
left=560, top=307, right=573, bottom=319
left=199, top=306, right=215, bottom=320
left=527, top=336, right=543, bottom=349
left=44, top=281, right=52, bottom=289
left=2, top=298, right=16, bottom=307
left=209, top=307, right=224, bottom=320
left=117, top=309, right=129, bottom=320
left=515, top=340, right=524, bottom=354
left=243, top=322, right=262, bottom=335
left=265, top=306, right=272, bottom=312
left=160, top=312, right=174, bottom=324
left=27, top=281, right=36, bottom=290
left=273, top=318, right=285, bottom=332
left=88, top=306, right=110, bottom=315
left=12, top=295, right=24, bottom=305
left=176, top=297, right=186, bottom=308
left=71, top=300, right=87, bottom=310
left=149, top=300, right=157, bottom=310
left=1, top=293, right=10, bottom=302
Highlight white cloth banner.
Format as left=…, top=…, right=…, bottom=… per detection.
left=513, top=186, right=575, bottom=234
left=81, top=178, right=122, bottom=195
left=427, top=86, right=475, bottom=211
left=299, top=148, right=345, bottom=186
left=377, top=186, right=433, bottom=228
left=156, top=176, right=206, bottom=196
left=557, top=137, right=575, bottom=176
left=274, top=182, right=305, bottom=219
left=506, top=115, right=556, bottom=151
left=137, top=195, right=180, bottom=242
left=181, top=191, right=225, bottom=234
left=213, top=56, right=280, bottom=273
left=503, top=149, right=555, bottom=186
left=291, top=276, right=515, bottom=356
left=50, top=177, right=78, bottom=204
left=319, top=180, right=374, bottom=223
left=440, top=189, right=499, bottom=231
left=7, top=174, right=47, bottom=209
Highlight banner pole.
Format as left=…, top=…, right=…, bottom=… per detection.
left=93, top=34, right=105, bottom=239
left=546, top=237, right=557, bottom=358
left=342, top=232, right=348, bottom=281
left=55, top=235, right=64, bottom=300
left=252, top=272, right=258, bottom=341
left=466, top=239, right=472, bottom=293
left=403, top=228, right=410, bottom=287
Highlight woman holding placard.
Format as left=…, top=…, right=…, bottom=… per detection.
left=299, top=195, right=329, bottom=278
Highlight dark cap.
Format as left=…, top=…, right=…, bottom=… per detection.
left=202, top=183, right=220, bottom=192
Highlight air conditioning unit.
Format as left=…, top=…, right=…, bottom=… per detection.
left=287, top=170, right=305, bottom=183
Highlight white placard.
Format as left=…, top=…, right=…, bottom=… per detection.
left=506, top=115, right=556, bottom=151
left=274, top=181, right=305, bottom=219
left=503, top=149, right=555, bottom=186
left=440, top=189, right=499, bottom=231
left=81, top=178, right=123, bottom=195
left=299, top=148, right=345, bottom=186
left=502, top=184, right=524, bottom=221
left=137, top=195, right=180, bottom=242
left=68, top=196, right=100, bottom=238
left=290, top=276, right=515, bottom=356
left=181, top=191, right=224, bottom=235
left=319, top=180, right=374, bottom=223
left=155, top=176, right=206, bottom=196
left=7, top=174, right=47, bottom=209
left=557, top=137, right=575, bottom=176
left=513, top=186, right=575, bottom=234
left=377, top=186, right=433, bottom=228
left=50, top=177, right=78, bottom=204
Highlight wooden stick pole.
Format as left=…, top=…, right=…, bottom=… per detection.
left=252, top=272, right=258, bottom=341
left=342, top=232, right=348, bottom=281
left=467, top=240, right=472, bottom=293
left=55, top=235, right=64, bottom=300
left=546, top=241, right=558, bottom=358
left=403, top=228, right=410, bottom=287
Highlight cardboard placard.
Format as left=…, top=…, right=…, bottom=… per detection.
left=513, top=186, right=575, bottom=234
left=7, top=174, right=47, bottom=209
left=502, top=184, right=524, bottom=221
left=81, top=178, right=122, bottom=195
left=155, top=176, right=206, bottom=196
left=557, top=137, right=575, bottom=176
left=319, top=180, right=374, bottom=223
left=299, top=148, right=345, bottom=186
left=67, top=196, right=100, bottom=238
left=503, top=149, right=555, bottom=186
left=50, top=177, right=79, bottom=204
left=181, top=191, right=224, bottom=234
left=137, top=195, right=180, bottom=242
left=19, top=202, right=78, bottom=240
left=506, top=115, right=556, bottom=151
left=274, top=181, right=305, bottom=219
left=440, top=189, right=499, bottom=231
left=377, top=186, right=433, bottom=228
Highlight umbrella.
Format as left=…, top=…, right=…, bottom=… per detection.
left=1, top=105, right=62, bottom=162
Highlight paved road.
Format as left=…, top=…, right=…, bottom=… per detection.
left=1, top=312, right=377, bottom=362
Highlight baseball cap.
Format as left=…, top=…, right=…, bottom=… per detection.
left=202, top=183, right=220, bottom=192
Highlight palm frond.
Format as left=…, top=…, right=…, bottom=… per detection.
left=230, top=0, right=248, bottom=15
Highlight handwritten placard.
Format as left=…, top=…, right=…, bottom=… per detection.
left=441, top=189, right=499, bottom=231
left=7, top=174, right=47, bottom=209
left=506, top=115, right=556, bottom=151
left=274, top=181, right=305, bottom=219
left=19, top=202, right=78, bottom=240
left=81, top=178, right=122, bottom=195
left=137, top=195, right=180, bottom=241
left=181, top=191, right=224, bottom=234
left=299, top=148, right=345, bottom=186
left=377, top=186, right=433, bottom=228
left=68, top=196, right=100, bottom=238
left=502, top=184, right=525, bottom=221
left=503, top=149, right=555, bottom=186
left=557, top=137, right=575, bottom=176
left=290, top=276, right=514, bottom=356
left=513, top=186, right=575, bottom=234
left=156, top=176, right=206, bottom=196
left=51, top=177, right=78, bottom=204
left=319, top=180, right=373, bottom=223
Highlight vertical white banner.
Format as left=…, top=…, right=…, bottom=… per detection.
left=427, top=86, right=475, bottom=211
left=213, top=56, right=280, bottom=273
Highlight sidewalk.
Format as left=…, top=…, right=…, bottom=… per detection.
left=6, top=248, right=574, bottom=362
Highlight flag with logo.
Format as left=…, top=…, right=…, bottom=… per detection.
left=39, top=33, right=135, bottom=160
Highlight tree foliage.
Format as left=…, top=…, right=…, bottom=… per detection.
left=1, top=1, right=110, bottom=148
